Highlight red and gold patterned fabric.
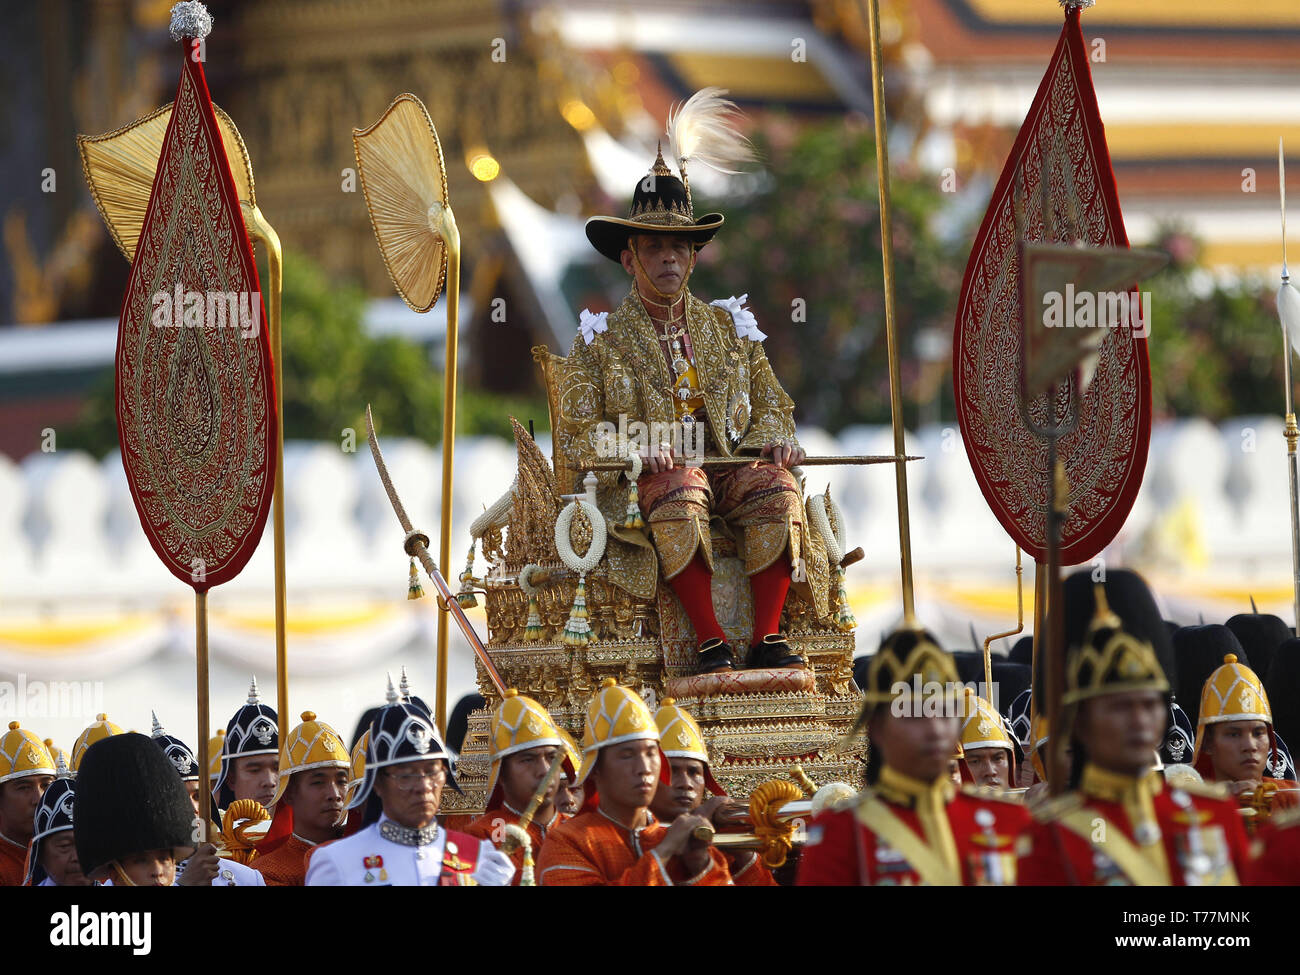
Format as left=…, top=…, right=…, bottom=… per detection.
left=952, top=5, right=1149, bottom=565
left=251, top=834, right=315, bottom=886
left=1017, top=765, right=1247, bottom=885
left=536, top=809, right=731, bottom=886
left=114, top=42, right=276, bottom=591
left=797, top=767, right=1029, bottom=886
left=464, top=805, right=567, bottom=886
left=637, top=460, right=803, bottom=580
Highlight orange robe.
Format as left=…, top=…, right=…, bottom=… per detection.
left=465, top=805, right=566, bottom=886
left=252, top=834, right=317, bottom=886
left=0, top=836, right=27, bottom=886
left=537, top=808, right=732, bottom=886
left=728, top=851, right=777, bottom=886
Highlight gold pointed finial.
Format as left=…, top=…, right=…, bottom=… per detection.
left=651, top=141, right=672, bottom=178
left=1089, top=582, right=1122, bottom=633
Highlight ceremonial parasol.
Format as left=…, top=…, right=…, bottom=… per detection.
left=79, top=1, right=282, bottom=834
left=951, top=2, right=1168, bottom=793
left=353, top=93, right=460, bottom=730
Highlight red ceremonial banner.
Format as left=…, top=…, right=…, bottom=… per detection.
left=114, top=51, right=277, bottom=592
left=952, top=7, right=1150, bottom=566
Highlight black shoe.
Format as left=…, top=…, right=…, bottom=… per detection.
left=697, top=638, right=736, bottom=674
left=747, top=634, right=806, bottom=669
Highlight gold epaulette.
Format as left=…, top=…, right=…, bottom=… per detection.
left=1167, top=780, right=1233, bottom=802
left=1028, top=792, right=1086, bottom=823
left=960, top=784, right=1025, bottom=805
left=829, top=788, right=870, bottom=814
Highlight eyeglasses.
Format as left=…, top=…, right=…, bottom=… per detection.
left=382, top=767, right=446, bottom=791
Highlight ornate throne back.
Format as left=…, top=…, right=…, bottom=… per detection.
left=440, top=347, right=864, bottom=817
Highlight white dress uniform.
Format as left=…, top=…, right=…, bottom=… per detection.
left=305, top=815, right=514, bottom=886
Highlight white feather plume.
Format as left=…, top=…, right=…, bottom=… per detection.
left=666, top=87, right=756, bottom=176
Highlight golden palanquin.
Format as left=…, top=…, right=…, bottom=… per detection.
left=441, top=350, right=865, bottom=815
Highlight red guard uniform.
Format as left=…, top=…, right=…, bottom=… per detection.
left=798, top=768, right=1029, bottom=886
left=1017, top=765, right=1248, bottom=885
left=1242, top=806, right=1300, bottom=884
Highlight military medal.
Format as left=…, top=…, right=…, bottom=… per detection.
left=364, top=854, right=382, bottom=883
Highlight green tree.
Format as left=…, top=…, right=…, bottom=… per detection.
left=687, top=115, right=965, bottom=431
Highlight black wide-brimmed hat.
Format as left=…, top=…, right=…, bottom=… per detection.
left=74, top=733, right=196, bottom=882
left=585, top=145, right=724, bottom=263
left=585, top=88, right=755, bottom=264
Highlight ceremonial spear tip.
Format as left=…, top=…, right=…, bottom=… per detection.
left=169, top=1, right=213, bottom=41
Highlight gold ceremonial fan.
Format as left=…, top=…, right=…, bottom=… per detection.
left=77, top=102, right=256, bottom=262
left=352, top=93, right=451, bottom=313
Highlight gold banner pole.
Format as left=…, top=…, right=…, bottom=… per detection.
left=243, top=202, right=289, bottom=740
left=1276, top=140, right=1300, bottom=629
left=195, top=589, right=212, bottom=840
left=431, top=202, right=462, bottom=733
left=862, top=0, right=915, bottom=616
left=982, top=545, right=1024, bottom=701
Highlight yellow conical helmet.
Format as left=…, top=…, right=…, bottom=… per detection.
left=344, top=729, right=370, bottom=810
left=653, top=698, right=725, bottom=796
left=485, top=689, right=566, bottom=808
left=958, top=688, right=1016, bottom=783
left=270, top=711, right=351, bottom=807
left=1193, top=653, right=1274, bottom=768
left=575, top=678, right=661, bottom=788
left=42, top=738, right=69, bottom=770
left=0, top=722, right=55, bottom=784
left=208, top=728, right=227, bottom=782
left=71, top=714, right=124, bottom=773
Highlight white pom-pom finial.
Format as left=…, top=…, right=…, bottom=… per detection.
left=169, top=1, right=213, bottom=41
left=1059, top=0, right=1096, bottom=9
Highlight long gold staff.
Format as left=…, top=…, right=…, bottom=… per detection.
left=585, top=454, right=921, bottom=472
left=242, top=202, right=290, bottom=740
left=1275, top=139, right=1300, bottom=629
left=860, top=0, right=916, bottom=617
left=353, top=93, right=457, bottom=731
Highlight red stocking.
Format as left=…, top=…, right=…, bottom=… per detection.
left=666, top=555, right=726, bottom=644
left=749, top=560, right=791, bottom=642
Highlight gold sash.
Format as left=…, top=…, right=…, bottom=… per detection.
left=854, top=796, right=962, bottom=886
left=1055, top=808, right=1170, bottom=886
